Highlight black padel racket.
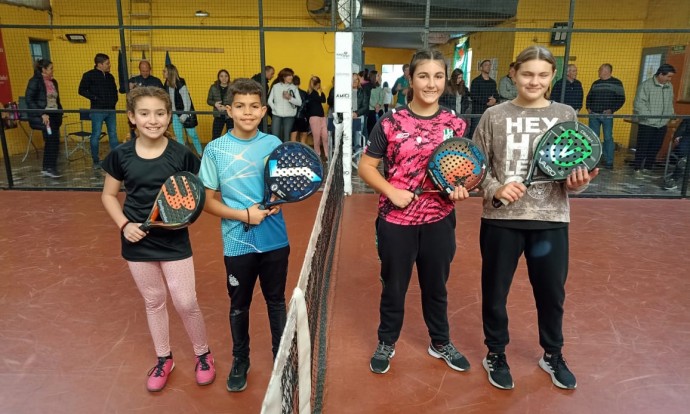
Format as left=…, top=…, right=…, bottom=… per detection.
left=140, top=172, right=206, bottom=231
left=415, top=137, right=488, bottom=195
left=494, top=121, right=601, bottom=207
left=243, top=142, right=324, bottom=231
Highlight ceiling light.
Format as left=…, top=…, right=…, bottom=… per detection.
left=195, top=10, right=209, bottom=17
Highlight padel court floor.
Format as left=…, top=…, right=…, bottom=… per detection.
left=1, top=191, right=689, bottom=413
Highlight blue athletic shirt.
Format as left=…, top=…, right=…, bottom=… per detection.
left=199, top=130, right=289, bottom=257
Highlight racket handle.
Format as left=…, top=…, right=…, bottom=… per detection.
left=492, top=197, right=510, bottom=208
left=139, top=223, right=150, bottom=231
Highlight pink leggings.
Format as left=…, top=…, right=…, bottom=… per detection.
left=128, top=257, right=209, bottom=357
left=309, top=116, right=329, bottom=158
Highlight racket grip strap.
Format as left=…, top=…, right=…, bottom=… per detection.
left=120, top=220, right=130, bottom=233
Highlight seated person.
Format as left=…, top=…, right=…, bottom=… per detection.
left=663, top=118, right=690, bottom=190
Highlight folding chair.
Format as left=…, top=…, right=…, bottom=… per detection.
left=17, top=97, right=40, bottom=162
left=63, top=110, right=106, bottom=161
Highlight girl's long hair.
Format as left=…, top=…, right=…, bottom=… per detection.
left=215, top=69, right=230, bottom=87
left=513, top=46, right=557, bottom=99
left=407, top=48, right=447, bottom=103
left=164, top=64, right=181, bottom=89
left=271, top=67, right=295, bottom=88
left=126, top=86, right=173, bottom=139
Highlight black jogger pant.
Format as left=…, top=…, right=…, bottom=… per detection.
left=480, top=221, right=569, bottom=355
left=376, top=213, right=456, bottom=345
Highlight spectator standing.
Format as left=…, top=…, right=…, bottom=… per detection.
left=382, top=81, right=393, bottom=113
left=392, top=64, right=410, bottom=108
left=207, top=69, right=234, bottom=140
left=289, top=75, right=310, bottom=144
left=163, top=64, right=203, bottom=155
left=306, top=75, right=328, bottom=159
left=252, top=65, right=275, bottom=132
left=632, top=64, right=676, bottom=175
left=497, top=62, right=517, bottom=103
left=586, top=64, right=625, bottom=168
left=469, top=59, right=498, bottom=138
left=367, top=71, right=385, bottom=136
left=129, top=60, right=164, bottom=90
left=25, top=59, right=63, bottom=178
left=78, top=53, right=120, bottom=168
left=267, top=68, right=301, bottom=142
left=552, top=64, right=583, bottom=112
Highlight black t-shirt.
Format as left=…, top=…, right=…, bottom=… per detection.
left=102, top=139, right=201, bottom=262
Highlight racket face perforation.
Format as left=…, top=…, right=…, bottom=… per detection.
left=530, top=121, right=602, bottom=184
left=264, top=142, right=323, bottom=207
left=427, top=138, right=487, bottom=193
left=145, top=172, right=205, bottom=230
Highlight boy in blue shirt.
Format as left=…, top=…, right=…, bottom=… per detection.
left=199, top=78, right=290, bottom=392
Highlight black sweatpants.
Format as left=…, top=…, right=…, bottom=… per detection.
left=376, top=213, right=456, bottom=345
left=224, top=245, right=290, bottom=359
left=480, top=221, right=569, bottom=355
left=634, top=124, right=667, bottom=170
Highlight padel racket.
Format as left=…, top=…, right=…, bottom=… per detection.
left=414, top=137, right=488, bottom=195
left=493, top=121, right=601, bottom=207
left=140, top=172, right=206, bottom=231
left=243, top=142, right=323, bottom=231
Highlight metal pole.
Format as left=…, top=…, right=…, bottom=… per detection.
left=259, top=0, right=268, bottom=132
left=116, top=0, right=130, bottom=92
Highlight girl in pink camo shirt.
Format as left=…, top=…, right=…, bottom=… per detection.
left=358, top=48, right=472, bottom=376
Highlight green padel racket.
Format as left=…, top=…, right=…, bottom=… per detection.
left=494, top=121, right=601, bottom=207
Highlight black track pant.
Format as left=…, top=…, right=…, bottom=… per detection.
left=480, top=222, right=569, bottom=355
left=376, top=213, right=456, bottom=345
left=224, top=246, right=290, bottom=359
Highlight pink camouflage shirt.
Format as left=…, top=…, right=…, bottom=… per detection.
left=365, top=106, right=467, bottom=225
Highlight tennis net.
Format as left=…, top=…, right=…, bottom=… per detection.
left=262, top=135, right=344, bottom=413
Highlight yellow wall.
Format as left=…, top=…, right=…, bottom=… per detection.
left=363, top=47, right=416, bottom=73
left=0, top=0, right=338, bottom=150
left=2, top=0, right=689, bottom=154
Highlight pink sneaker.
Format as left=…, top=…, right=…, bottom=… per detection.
left=195, top=351, right=216, bottom=386
left=146, top=355, right=175, bottom=392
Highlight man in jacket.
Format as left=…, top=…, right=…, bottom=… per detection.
left=552, top=64, right=583, bottom=113
left=78, top=53, right=120, bottom=168
left=632, top=63, right=676, bottom=176
left=586, top=64, right=625, bottom=169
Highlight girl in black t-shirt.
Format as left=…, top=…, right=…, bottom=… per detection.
left=101, top=86, right=215, bottom=392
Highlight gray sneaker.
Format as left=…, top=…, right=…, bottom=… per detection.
left=428, top=342, right=470, bottom=371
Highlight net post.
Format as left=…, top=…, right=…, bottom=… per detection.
left=334, top=32, right=353, bottom=195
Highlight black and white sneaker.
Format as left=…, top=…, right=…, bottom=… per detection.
left=370, top=342, right=395, bottom=374
left=483, top=352, right=514, bottom=390
left=539, top=353, right=577, bottom=390
left=428, top=342, right=470, bottom=372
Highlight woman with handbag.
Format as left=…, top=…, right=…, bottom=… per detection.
left=267, top=67, right=301, bottom=142
left=25, top=59, right=63, bottom=178
left=207, top=69, right=233, bottom=140
left=163, top=64, right=202, bottom=155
